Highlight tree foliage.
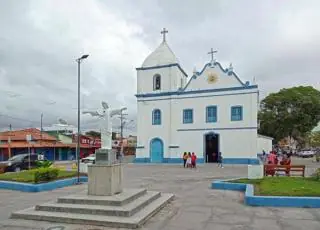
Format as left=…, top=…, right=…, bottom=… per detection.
left=258, top=86, right=320, bottom=145
left=309, top=131, right=320, bottom=147
left=85, top=130, right=101, bottom=138
left=85, top=130, right=118, bottom=140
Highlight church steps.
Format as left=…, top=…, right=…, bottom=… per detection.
left=35, top=191, right=161, bottom=217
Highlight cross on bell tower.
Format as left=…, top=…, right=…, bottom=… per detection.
left=208, top=48, right=218, bottom=63
left=161, top=28, right=168, bottom=42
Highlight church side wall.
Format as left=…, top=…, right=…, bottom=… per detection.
left=136, top=89, right=259, bottom=164
left=135, top=99, right=171, bottom=161
left=168, top=90, right=258, bottom=163
left=174, top=129, right=257, bottom=161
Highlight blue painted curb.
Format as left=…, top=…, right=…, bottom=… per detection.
left=212, top=180, right=320, bottom=208
left=0, top=176, right=88, bottom=192
left=134, top=157, right=260, bottom=164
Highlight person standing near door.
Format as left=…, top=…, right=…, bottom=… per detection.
left=217, top=152, right=223, bottom=168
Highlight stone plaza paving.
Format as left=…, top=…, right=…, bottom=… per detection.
left=0, top=162, right=319, bottom=230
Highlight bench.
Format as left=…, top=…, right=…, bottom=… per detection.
left=264, top=164, right=305, bottom=177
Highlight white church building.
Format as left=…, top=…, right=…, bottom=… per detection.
left=135, top=29, right=269, bottom=164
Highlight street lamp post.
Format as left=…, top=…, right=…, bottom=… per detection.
left=76, top=54, right=89, bottom=184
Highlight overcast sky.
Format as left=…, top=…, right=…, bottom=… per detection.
left=0, top=0, right=320, bottom=133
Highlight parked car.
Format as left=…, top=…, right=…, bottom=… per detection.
left=81, top=154, right=95, bottom=164
left=0, top=154, right=43, bottom=173
left=296, top=149, right=315, bottom=158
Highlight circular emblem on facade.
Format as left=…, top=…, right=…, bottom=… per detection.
left=207, top=72, right=218, bottom=84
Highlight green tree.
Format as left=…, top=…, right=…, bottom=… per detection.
left=259, top=86, right=320, bottom=146
left=309, top=131, right=320, bottom=147
left=85, top=131, right=101, bottom=138
left=85, top=131, right=118, bottom=140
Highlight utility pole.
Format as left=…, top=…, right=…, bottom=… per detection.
left=117, top=110, right=128, bottom=162
left=8, top=124, right=12, bottom=159
left=40, top=113, right=43, bottom=144
left=119, top=111, right=128, bottom=141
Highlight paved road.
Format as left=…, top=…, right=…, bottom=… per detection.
left=0, top=163, right=319, bottom=230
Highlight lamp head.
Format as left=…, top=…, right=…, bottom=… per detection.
left=81, top=54, right=89, bottom=59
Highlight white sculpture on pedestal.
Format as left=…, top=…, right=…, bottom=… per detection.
left=83, top=101, right=127, bottom=150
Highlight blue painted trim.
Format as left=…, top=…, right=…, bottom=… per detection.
left=136, top=146, right=145, bottom=149
left=136, top=63, right=188, bottom=77
left=183, top=62, right=247, bottom=91
left=222, top=158, right=260, bottom=165
left=134, top=157, right=204, bottom=164
left=177, top=127, right=258, bottom=131
left=162, top=158, right=183, bottom=164
left=135, top=85, right=258, bottom=98
left=206, top=105, right=218, bottom=123
left=137, top=91, right=258, bottom=102
left=212, top=180, right=320, bottom=208
left=134, top=157, right=151, bottom=163
left=163, top=158, right=205, bottom=164
left=231, top=105, right=243, bottom=121
left=183, top=109, right=193, bottom=124
left=152, top=109, right=161, bottom=125
left=0, top=177, right=88, bottom=192
left=169, top=145, right=179, bottom=148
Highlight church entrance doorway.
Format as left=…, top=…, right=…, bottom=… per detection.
left=204, top=133, right=219, bottom=163
left=150, top=138, right=164, bottom=163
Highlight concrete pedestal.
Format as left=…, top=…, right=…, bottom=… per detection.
left=88, top=164, right=123, bottom=196
left=248, top=164, right=264, bottom=179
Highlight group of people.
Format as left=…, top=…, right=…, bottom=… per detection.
left=182, top=152, right=197, bottom=168
left=264, top=150, right=292, bottom=176
left=263, top=150, right=292, bottom=165
left=181, top=151, right=224, bottom=168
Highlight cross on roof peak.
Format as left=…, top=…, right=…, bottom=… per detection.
left=161, top=28, right=168, bottom=42
left=208, top=48, right=218, bottom=63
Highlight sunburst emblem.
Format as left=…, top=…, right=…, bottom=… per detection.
left=207, top=72, right=218, bottom=83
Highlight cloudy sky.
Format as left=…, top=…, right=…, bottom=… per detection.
left=0, top=0, right=320, bottom=133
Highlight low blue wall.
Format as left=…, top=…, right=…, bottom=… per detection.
left=134, top=157, right=204, bottom=164
left=222, top=158, right=260, bottom=165
left=0, top=176, right=88, bottom=192
left=212, top=180, right=320, bottom=208
left=134, top=157, right=258, bottom=164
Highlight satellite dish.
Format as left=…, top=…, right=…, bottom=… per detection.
left=101, top=101, right=109, bottom=110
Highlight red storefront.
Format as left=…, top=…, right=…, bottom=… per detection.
left=72, top=135, right=101, bottom=158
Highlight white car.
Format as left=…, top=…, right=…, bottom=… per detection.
left=297, top=149, right=315, bottom=158
left=81, top=154, right=95, bottom=164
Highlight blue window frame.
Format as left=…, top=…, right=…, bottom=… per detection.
left=152, top=109, right=161, bottom=125
left=206, top=106, right=217, bottom=123
left=231, top=106, right=243, bottom=121
left=183, top=109, right=193, bottom=124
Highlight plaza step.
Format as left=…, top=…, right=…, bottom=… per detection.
left=11, top=193, right=174, bottom=229
left=35, top=191, right=161, bottom=217
left=57, top=188, right=147, bottom=206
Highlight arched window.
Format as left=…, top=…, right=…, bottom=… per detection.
left=153, top=74, right=161, bottom=90
left=152, top=109, right=161, bottom=125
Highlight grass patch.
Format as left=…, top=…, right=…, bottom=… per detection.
left=229, top=177, right=320, bottom=197
left=0, top=170, right=83, bottom=184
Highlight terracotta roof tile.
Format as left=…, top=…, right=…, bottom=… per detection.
left=0, top=128, right=56, bottom=141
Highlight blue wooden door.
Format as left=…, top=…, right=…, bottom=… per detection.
left=150, top=138, right=163, bottom=163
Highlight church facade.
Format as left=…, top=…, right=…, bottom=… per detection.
left=135, top=31, right=260, bottom=164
